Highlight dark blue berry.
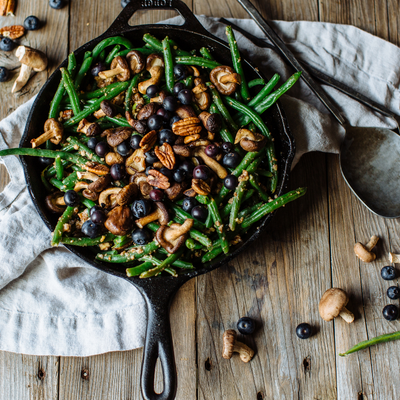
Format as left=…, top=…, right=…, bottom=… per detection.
left=110, top=163, right=126, bottom=180
left=193, top=165, right=209, bottom=180
left=237, top=317, right=256, bottom=335
left=87, top=137, right=99, bottom=150
left=163, top=96, right=178, bottom=112
left=173, top=64, right=187, bottom=80
left=64, top=190, right=79, bottom=207
left=173, top=82, right=185, bottom=96
left=177, top=89, right=193, bottom=105
left=130, top=134, right=142, bottom=149
left=221, top=142, right=234, bottom=153
left=95, top=141, right=108, bottom=157
left=146, top=84, right=159, bottom=98
left=91, top=210, right=107, bottom=225
left=159, top=129, right=175, bottom=145
left=191, top=205, right=208, bottom=222
left=117, top=140, right=131, bottom=157
left=179, top=160, right=194, bottom=176
left=160, top=166, right=173, bottom=180
left=296, top=323, right=312, bottom=339
left=170, top=115, right=181, bottom=128
left=91, top=62, right=107, bottom=76
left=150, top=189, right=164, bottom=202
left=147, top=115, right=163, bottom=131
left=156, top=108, right=172, bottom=123
left=145, top=150, right=158, bottom=165
left=0, top=66, right=9, bottom=82
left=205, top=144, right=220, bottom=158
left=82, top=220, right=102, bottom=238
left=182, top=197, right=198, bottom=213
left=381, top=266, right=396, bottom=281
left=49, top=0, right=65, bottom=9
left=0, top=37, right=15, bottom=52
left=387, top=286, right=400, bottom=300
left=173, top=169, right=187, bottom=183
left=24, top=16, right=41, bottom=30
left=224, top=174, right=238, bottom=190
left=222, top=152, right=241, bottom=168
left=131, top=228, right=152, bottom=245
left=131, top=200, right=152, bottom=219
left=383, top=304, right=399, bottom=321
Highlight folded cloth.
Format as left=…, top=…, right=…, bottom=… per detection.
left=0, top=15, right=399, bottom=356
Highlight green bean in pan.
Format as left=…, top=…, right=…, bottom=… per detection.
left=248, top=78, right=265, bottom=88
left=52, top=206, right=76, bottom=246
left=248, top=174, right=270, bottom=202
left=105, top=45, right=121, bottom=65
left=92, top=36, right=133, bottom=59
left=247, top=73, right=280, bottom=108
left=97, top=241, right=160, bottom=264
left=199, top=47, right=214, bottom=60
left=162, top=36, right=175, bottom=93
left=139, top=250, right=184, bottom=278
left=125, top=73, right=142, bottom=112
left=60, top=233, right=116, bottom=247
left=61, top=68, right=81, bottom=117
left=174, top=56, right=220, bottom=70
left=74, top=54, right=94, bottom=90
left=229, top=180, right=247, bottom=231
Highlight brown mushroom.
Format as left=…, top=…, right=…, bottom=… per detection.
left=106, top=126, right=133, bottom=147
left=164, top=181, right=187, bottom=201
left=31, top=118, right=63, bottom=148
left=175, top=105, right=197, bottom=119
left=98, top=187, right=122, bottom=208
left=222, top=329, right=254, bottom=363
left=126, top=50, right=145, bottom=74
left=198, top=112, right=222, bottom=134
left=389, top=252, right=400, bottom=263
left=234, top=128, right=267, bottom=152
left=104, top=205, right=133, bottom=235
left=210, top=66, right=241, bottom=95
left=192, top=77, right=211, bottom=110
left=45, top=191, right=66, bottom=213
left=94, top=100, right=115, bottom=119
left=12, top=45, right=48, bottom=93
left=137, top=103, right=160, bottom=121
left=193, top=147, right=228, bottom=179
left=319, top=288, right=354, bottom=323
left=173, top=145, right=192, bottom=157
left=77, top=119, right=101, bottom=137
left=116, top=182, right=137, bottom=206
left=150, top=90, right=168, bottom=105
left=79, top=172, right=112, bottom=193
left=105, top=152, right=124, bottom=166
left=130, top=172, right=153, bottom=198
left=126, top=148, right=146, bottom=174
left=98, top=56, right=131, bottom=82
left=354, top=235, right=379, bottom=262
left=156, top=219, right=193, bottom=253
left=138, top=54, right=164, bottom=94
left=95, top=75, right=116, bottom=88
left=125, top=111, right=148, bottom=134
left=136, top=202, right=169, bottom=228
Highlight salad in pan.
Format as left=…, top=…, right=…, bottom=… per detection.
left=0, top=27, right=305, bottom=278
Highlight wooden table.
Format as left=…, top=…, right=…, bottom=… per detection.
left=0, top=0, right=399, bottom=399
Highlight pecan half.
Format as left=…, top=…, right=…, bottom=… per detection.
left=139, top=130, right=157, bottom=152
left=147, top=169, right=170, bottom=189
left=83, top=162, right=110, bottom=176
left=0, top=25, right=24, bottom=39
left=154, top=143, right=175, bottom=170
left=184, top=134, right=201, bottom=144
left=172, top=117, right=202, bottom=137
left=0, top=0, right=15, bottom=16
left=192, top=179, right=211, bottom=196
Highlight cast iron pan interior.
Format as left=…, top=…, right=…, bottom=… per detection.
left=19, top=1, right=295, bottom=399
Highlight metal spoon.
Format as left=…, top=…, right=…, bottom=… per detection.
left=237, top=0, right=400, bottom=218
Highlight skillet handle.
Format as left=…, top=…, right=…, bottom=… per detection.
left=105, top=0, right=210, bottom=37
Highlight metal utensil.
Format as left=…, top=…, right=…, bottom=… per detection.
left=237, top=0, right=400, bottom=218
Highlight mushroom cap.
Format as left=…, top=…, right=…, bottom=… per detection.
left=319, top=288, right=349, bottom=321
left=110, top=56, right=131, bottom=81
left=199, top=112, right=222, bottom=134
left=210, top=66, right=240, bottom=95
left=146, top=54, right=165, bottom=70
left=104, top=205, right=133, bottom=235
left=125, top=112, right=148, bottom=134
left=116, top=182, right=138, bottom=206
left=126, top=149, right=147, bottom=174
left=44, top=118, right=64, bottom=143
left=354, top=242, right=376, bottom=262
left=45, top=191, right=66, bottom=213
left=164, top=181, right=187, bottom=201
left=88, top=174, right=112, bottom=193
left=156, top=219, right=193, bottom=253
left=194, top=91, right=211, bottom=110
left=98, top=187, right=121, bottom=208
left=16, top=45, right=48, bottom=71
left=137, top=103, right=160, bottom=121
left=106, top=126, right=133, bottom=147
left=234, top=128, right=267, bottom=152
left=175, top=105, right=197, bottom=119
left=222, top=329, right=237, bottom=359
left=126, top=50, right=145, bottom=74
left=100, top=100, right=115, bottom=117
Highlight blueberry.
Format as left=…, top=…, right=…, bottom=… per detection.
left=222, top=152, right=241, bottom=168
left=182, top=197, right=198, bottom=213
left=64, top=190, right=79, bottom=207
left=91, top=209, right=107, bottom=225
left=191, top=205, right=208, bottom=222
left=237, top=317, right=255, bottom=335
left=173, top=64, right=187, bottom=80
left=163, top=96, right=178, bottom=112
left=221, top=142, right=234, bottom=153
left=149, top=189, right=164, bottom=202
left=132, top=228, right=152, bottom=245
left=159, top=129, right=175, bottom=145
left=87, top=137, right=99, bottom=150
left=24, top=16, right=41, bottom=30
left=145, top=166, right=154, bottom=176
left=170, top=115, right=181, bottom=128
left=90, top=205, right=103, bottom=216
left=39, top=156, right=53, bottom=166
left=156, top=108, right=172, bottom=123
left=146, top=84, right=159, bottom=98
left=204, top=144, right=220, bottom=158
left=95, top=141, right=108, bottom=157
left=91, top=62, right=107, bottom=77
left=173, top=168, right=187, bottom=183
left=82, top=220, right=102, bottom=238
left=110, top=163, right=126, bottom=180
left=160, top=166, right=173, bottom=180
left=0, top=37, right=15, bottom=52
left=383, top=304, right=399, bottom=321
left=295, top=323, right=312, bottom=339
left=145, top=150, right=159, bottom=165
left=0, top=66, right=9, bottom=82
left=49, top=0, right=65, bottom=9
left=177, top=89, right=193, bottom=105
left=179, top=160, right=194, bottom=176
left=387, top=286, right=400, bottom=300
left=381, top=266, right=396, bottom=280
left=117, top=140, right=131, bottom=157
left=121, top=0, right=131, bottom=7
left=193, top=165, right=210, bottom=180
left=130, top=134, right=142, bottom=149
left=131, top=199, right=152, bottom=219
left=173, top=82, right=185, bottom=96
left=224, top=174, right=238, bottom=190
left=147, top=115, right=164, bottom=131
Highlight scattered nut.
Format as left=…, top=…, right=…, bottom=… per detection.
left=139, top=130, right=157, bottom=152
left=0, top=25, right=25, bottom=39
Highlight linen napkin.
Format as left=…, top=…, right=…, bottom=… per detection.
left=0, top=15, right=399, bottom=357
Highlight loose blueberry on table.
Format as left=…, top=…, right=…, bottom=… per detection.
left=24, top=16, right=41, bottom=30
left=381, top=265, right=396, bottom=281
left=237, top=317, right=256, bottom=335
left=0, top=67, right=9, bottom=83
left=296, top=323, right=312, bottom=339
left=387, top=286, right=400, bottom=300
left=382, top=304, right=399, bottom=321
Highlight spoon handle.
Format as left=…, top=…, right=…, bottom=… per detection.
left=237, top=0, right=348, bottom=127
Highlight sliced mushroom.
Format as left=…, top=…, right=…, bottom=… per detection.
left=126, top=148, right=146, bottom=174
left=164, top=181, right=187, bottom=201
left=193, top=147, right=228, bottom=179
left=105, top=152, right=124, bottom=166
left=45, top=191, right=66, bottom=213
left=138, top=54, right=164, bottom=94
left=94, top=100, right=115, bottom=119
left=116, top=182, right=137, bottom=206
left=106, top=126, right=133, bottom=147
left=210, top=66, right=241, bottom=95
left=98, top=56, right=131, bottom=82
left=31, top=118, right=63, bottom=148
left=175, top=105, right=197, bottom=119
left=222, top=330, right=254, bottom=363
left=156, top=219, right=194, bottom=253
left=136, top=202, right=169, bottom=228
left=192, top=77, right=211, bottom=110
left=77, top=118, right=101, bottom=137
left=198, top=112, right=222, bottom=134
left=126, top=50, right=145, bottom=74
left=104, top=205, right=133, bottom=235
left=98, top=187, right=122, bottom=208
left=137, top=103, right=160, bottom=121
left=234, top=128, right=267, bottom=152
left=12, top=45, right=48, bottom=93
left=125, top=111, right=148, bottom=134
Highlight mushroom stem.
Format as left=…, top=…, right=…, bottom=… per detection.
left=12, top=64, right=33, bottom=93
left=30, top=128, right=56, bottom=148
left=365, top=235, right=379, bottom=251
left=339, top=307, right=355, bottom=323
left=222, top=329, right=254, bottom=363
left=138, top=66, right=164, bottom=94
left=389, top=252, right=400, bottom=263
left=231, top=342, right=255, bottom=363
left=136, top=211, right=161, bottom=229
left=77, top=171, right=100, bottom=182
left=220, top=73, right=241, bottom=85
left=164, top=219, right=193, bottom=242
left=194, top=148, right=228, bottom=179
left=55, top=197, right=66, bottom=206
left=98, top=64, right=125, bottom=80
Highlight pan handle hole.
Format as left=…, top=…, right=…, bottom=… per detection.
left=154, top=357, right=164, bottom=395
left=128, top=10, right=183, bottom=27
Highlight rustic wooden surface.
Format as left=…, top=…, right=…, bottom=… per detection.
left=0, top=0, right=399, bottom=399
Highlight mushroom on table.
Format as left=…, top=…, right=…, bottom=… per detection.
left=354, top=235, right=379, bottom=262
left=222, top=329, right=254, bottom=363
left=319, top=288, right=354, bottom=323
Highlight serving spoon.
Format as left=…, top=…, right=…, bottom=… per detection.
left=237, top=0, right=400, bottom=218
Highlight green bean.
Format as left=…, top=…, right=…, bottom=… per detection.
left=225, top=25, right=250, bottom=102
left=199, top=47, right=214, bottom=60
left=205, top=196, right=229, bottom=254
left=98, top=49, right=106, bottom=62
left=55, top=156, right=64, bottom=180
left=114, top=47, right=156, bottom=58
left=104, top=116, right=131, bottom=128
left=67, top=136, right=105, bottom=164
left=60, top=233, right=115, bottom=247
left=125, top=73, right=142, bottom=113
left=238, top=201, right=264, bottom=220
left=188, top=229, right=212, bottom=248
left=162, top=36, right=175, bottom=93
left=105, top=45, right=121, bottom=65
left=201, top=245, right=223, bottom=263
left=61, top=68, right=81, bottom=117
left=41, top=169, right=54, bottom=192
left=49, top=177, right=65, bottom=191
left=142, top=34, right=190, bottom=56
left=80, top=197, right=96, bottom=209
left=79, top=81, right=126, bottom=100
left=0, top=148, right=88, bottom=166
left=126, top=262, right=154, bottom=277
left=44, top=158, right=70, bottom=178
left=97, top=240, right=159, bottom=263
left=229, top=180, right=246, bottom=231
left=249, top=174, right=270, bottom=201
left=170, top=203, right=205, bottom=230
left=64, top=81, right=129, bottom=127
left=142, top=253, right=194, bottom=270
left=205, top=211, right=213, bottom=229
left=186, top=238, right=203, bottom=250
left=74, top=54, right=94, bottom=91
left=184, top=75, right=194, bottom=90
left=92, top=36, right=133, bottom=59
left=139, top=250, right=183, bottom=278
left=112, top=235, right=132, bottom=249
left=220, top=189, right=255, bottom=219
left=248, top=73, right=280, bottom=108
left=174, top=56, right=220, bottom=70
left=51, top=206, right=76, bottom=246
left=257, top=169, right=273, bottom=178
left=209, top=103, right=234, bottom=143
left=339, top=331, right=400, bottom=356
left=248, top=78, right=265, bottom=88
left=241, top=188, right=307, bottom=230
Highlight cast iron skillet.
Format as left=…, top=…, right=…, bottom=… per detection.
left=19, top=1, right=295, bottom=399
